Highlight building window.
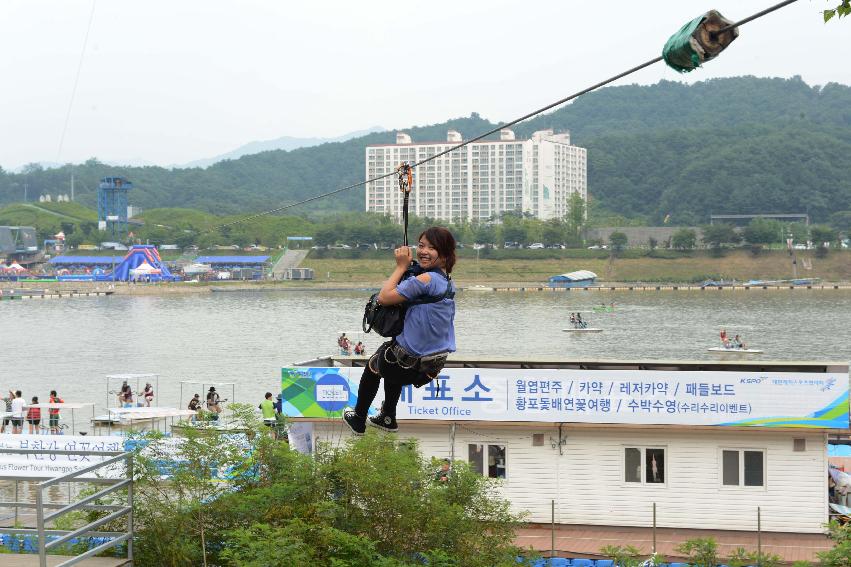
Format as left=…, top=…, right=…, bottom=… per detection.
left=624, top=447, right=665, bottom=484
left=469, top=443, right=506, bottom=479
left=722, top=449, right=765, bottom=487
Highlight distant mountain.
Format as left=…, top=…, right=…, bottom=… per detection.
left=178, top=126, right=386, bottom=169
left=2, top=77, right=850, bottom=223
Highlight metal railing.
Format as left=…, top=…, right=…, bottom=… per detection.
left=0, top=447, right=133, bottom=567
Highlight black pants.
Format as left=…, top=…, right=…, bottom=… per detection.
left=354, top=342, right=423, bottom=418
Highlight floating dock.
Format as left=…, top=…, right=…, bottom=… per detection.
left=0, top=289, right=114, bottom=300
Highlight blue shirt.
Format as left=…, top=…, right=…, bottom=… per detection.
left=395, top=270, right=456, bottom=357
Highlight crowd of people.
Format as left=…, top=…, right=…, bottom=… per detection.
left=2, top=389, right=65, bottom=435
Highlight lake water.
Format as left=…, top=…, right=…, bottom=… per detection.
left=1, top=289, right=849, bottom=432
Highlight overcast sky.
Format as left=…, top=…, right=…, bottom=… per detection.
left=1, top=0, right=848, bottom=169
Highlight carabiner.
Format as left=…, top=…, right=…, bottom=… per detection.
left=397, top=162, right=413, bottom=193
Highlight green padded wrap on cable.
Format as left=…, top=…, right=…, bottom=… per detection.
left=662, top=15, right=706, bottom=73
left=662, top=10, right=739, bottom=74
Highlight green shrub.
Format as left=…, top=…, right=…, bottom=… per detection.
left=818, top=520, right=851, bottom=567
left=600, top=544, right=644, bottom=567
left=130, top=425, right=525, bottom=567
left=676, top=537, right=718, bottom=567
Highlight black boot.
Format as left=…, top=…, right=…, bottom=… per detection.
left=368, top=403, right=399, bottom=432
left=343, top=410, right=366, bottom=435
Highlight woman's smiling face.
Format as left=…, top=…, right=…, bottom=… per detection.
left=417, top=236, right=444, bottom=270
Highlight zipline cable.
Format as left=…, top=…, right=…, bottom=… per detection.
left=57, top=0, right=97, bottom=163
left=211, top=0, right=800, bottom=233
left=713, top=0, right=799, bottom=36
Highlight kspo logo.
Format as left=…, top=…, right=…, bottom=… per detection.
left=739, top=377, right=767, bottom=384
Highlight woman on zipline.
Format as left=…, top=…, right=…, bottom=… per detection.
left=344, top=227, right=457, bottom=434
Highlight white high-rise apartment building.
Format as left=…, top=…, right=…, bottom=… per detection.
left=365, top=129, right=587, bottom=223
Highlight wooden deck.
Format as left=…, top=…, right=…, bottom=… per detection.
left=0, top=555, right=129, bottom=566
left=515, top=523, right=833, bottom=562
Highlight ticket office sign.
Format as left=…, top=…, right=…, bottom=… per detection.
left=281, top=367, right=849, bottom=428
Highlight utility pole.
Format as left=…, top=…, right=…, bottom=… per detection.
left=71, top=173, right=75, bottom=201
left=24, top=182, right=28, bottom=202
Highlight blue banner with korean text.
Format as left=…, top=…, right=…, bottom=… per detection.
left=281, top=367, right=849, bottom=428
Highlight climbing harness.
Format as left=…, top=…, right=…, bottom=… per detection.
left=662, top=10, right=739, bottom=73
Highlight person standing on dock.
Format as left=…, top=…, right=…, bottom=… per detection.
left=344, top=227, right=457, bottom=435
left=10, top=390, right=25, bottom=434
left=48, top=390, right=63, bottom=434
left=206, top=387, right=222, bottom=418
left=259, top=392, right=278, bottom=438
left=1, top=390, right=13, bottom=433
left=26, top=396, right=41, bottom=434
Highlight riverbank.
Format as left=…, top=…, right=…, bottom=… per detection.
left=7, top=249, right=848, bottom=295
left=304, top=249, right=851, bottom=285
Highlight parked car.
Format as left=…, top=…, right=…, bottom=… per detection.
left=528, top=243, right=545, bottom=249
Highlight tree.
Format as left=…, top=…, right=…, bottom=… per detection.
left=824, top=0, right=850, bottom=21
left=701, top=224, right=741, bottom=249
left=473, top=223, right=497, bottom=246
left=132, top=404, right=260, bottom=567
left=828, top=211, right=851, bottom=233
left=127, top=417, right=527, bottom=567
left=313, top=226, right=337, bottom=247
left=566, top=193, right=586, bottom=245
left=671, top=228, right=697, bottom=250
left=647, top=237, right=658, bottom=250
left=542, top=219, right=565, bottom=246
left=742, top=218, right=781, bottom=246
left=501, top=221, right=526, bottom=246
left=810, top=224, right=838, bottom=246
left=609, top=231, right=628, bottom=251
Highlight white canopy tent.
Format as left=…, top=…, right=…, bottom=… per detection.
left=129, top=262, right=161, bottom=276
left=105, top=373, right=160, bottom=410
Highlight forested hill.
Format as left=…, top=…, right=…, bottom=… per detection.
left=1, top=76, right=849, bottom=223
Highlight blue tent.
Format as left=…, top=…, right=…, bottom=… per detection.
left=96, top=245, right=179, bottom=282
left=548, top=270, right=597, bottom=288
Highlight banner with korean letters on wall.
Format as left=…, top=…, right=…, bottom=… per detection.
left=0, top=434, right=125, bottom=478
left=282, top=367, right=849, bottom=428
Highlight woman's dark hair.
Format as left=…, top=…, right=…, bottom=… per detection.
left=418, top=227, right=457, bottom=274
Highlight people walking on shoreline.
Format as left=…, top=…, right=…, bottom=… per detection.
left=344, top=227, right=457, bottom=435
